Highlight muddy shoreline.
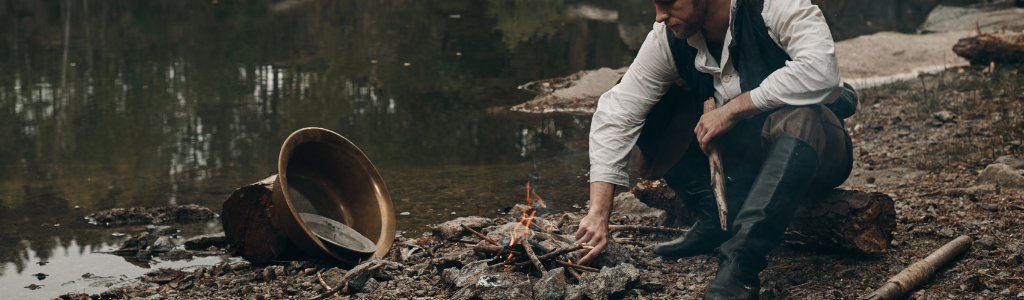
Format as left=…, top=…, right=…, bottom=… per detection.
left=57, top=65, right=1024, bottom=300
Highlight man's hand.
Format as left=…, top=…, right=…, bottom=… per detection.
left=575, top=213, right=608, bottom=265
left=694, top=92, right=761, bottom=155
left=575, top=181, right=616, bottom=265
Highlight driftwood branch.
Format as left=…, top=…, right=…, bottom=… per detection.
left=860, top=235, right=974, bottom=300
left=703, top=98, right=729, bottom=231
left=311, top=262, right=384, bottom=300
left=952, top=32, right=1024, bottom=65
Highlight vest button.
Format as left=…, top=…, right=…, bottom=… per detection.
left=722, top=75, right=732, bottom=83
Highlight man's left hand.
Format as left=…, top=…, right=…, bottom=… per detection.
left=694, top=92, right=760, bottom=155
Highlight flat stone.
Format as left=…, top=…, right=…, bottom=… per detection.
left=996, top=155, right=1024, bottom=169
left=433, top=216, right=494, bottom=240
left=454, top=260, right=490, bottom=288
left=184, top=232, right=226, bottom=250
left=503, top=280, right=534, bottom=299
left=978, top=164, right=1024, bottom=188
left=146, top=225, right=178, bottom=236
left=450, top=265, right=529, bottom=300
left=151, top=236, right=175, bottom=251
left=611, top=192, right=664, bottom=219
left=933, top=110, right=956, bottom=122
left=533, top=267, right=567, bottom=300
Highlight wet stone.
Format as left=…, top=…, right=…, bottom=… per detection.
left=121, top=232, right=152, bottom=249
left=146, top=225, right=178, bottom=236
left=151, top=236, right=175, bottom=251
left=161, top=249, right=193, bottom=260
left=184, top=232, right=226, bottom=250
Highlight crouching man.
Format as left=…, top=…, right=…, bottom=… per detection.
left=573, top=0, right=858, bottom=299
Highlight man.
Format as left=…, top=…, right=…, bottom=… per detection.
left=573, top=0, right=857, bottom=299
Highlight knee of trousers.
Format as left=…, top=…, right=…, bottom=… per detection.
left=760, top=105, right=831, bottom=160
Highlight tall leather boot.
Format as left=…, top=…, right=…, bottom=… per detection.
left=703, top=135, right=820, bottom=300
left=652, top=179, right=728, bottom=257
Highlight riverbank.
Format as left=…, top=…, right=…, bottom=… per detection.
left=58, top=65, right=1024, bottom=300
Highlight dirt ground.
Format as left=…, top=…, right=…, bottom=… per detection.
left=56, top=64, right=1024, bottom=300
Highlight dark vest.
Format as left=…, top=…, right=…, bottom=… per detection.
left=665, top=0, right=857, bottom=119
left=636, top=0, right=856, bottom=180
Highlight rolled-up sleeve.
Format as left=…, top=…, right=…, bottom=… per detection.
left=590, top=23, right=680, bottom=187
left=749, top=0, right=844, bottom=111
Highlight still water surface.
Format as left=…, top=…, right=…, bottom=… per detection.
left=0, top=0, right=982, bottom=298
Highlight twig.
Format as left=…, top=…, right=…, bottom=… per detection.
left=608, top=225, right=688, bottom=234
left=565, top=265, right=582, bottom=282
left=522, top=241, right=547, bottom=275
left=316, top=270, right=333, bottom=290
left=312, top=262, right=384, bottom=300
left=461, top=224, right=499, bottom=245
left=533, top=244, right=585, bottom=261
left=554, top=260, right=599, bottom=272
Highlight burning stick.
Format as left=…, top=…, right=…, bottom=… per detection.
left=461, top=224, right=499, bottom=246
left=522, top=240, right=547, bottom=275
left=534, top=244, right=585, bottom=261
left=860, top=235, right=973, bottom=300
left=554, top=260, right=599, bottom=272
left=703, top=98, right=730, bottom=231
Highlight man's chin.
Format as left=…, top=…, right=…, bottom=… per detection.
left=668, top=27, right=697, bottom=39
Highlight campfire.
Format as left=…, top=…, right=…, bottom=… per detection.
left=463, top=180, right=597, bottom=282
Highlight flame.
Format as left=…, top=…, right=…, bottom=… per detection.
left=510, top=179, right=545, bottom=245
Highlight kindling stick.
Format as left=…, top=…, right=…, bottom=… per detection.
left=859, top=235, right=973, bottom=300
left=703, top=98, right=730, bottom=231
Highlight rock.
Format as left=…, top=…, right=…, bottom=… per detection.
left=948, top=184, right=998, bottom=197
left=579, top=263, right=640, bottom=300
left=933, top=110, right=956, bottom=123
left=978, top=235, right=998, bottom=250
left=121, top=232, right=152, bottom=249
left=533, top=267, right=567, bottom=300
left=504, top=280, right=534, bottom=299
left=594, top=241, right=633, bottom=267
left=433, top=216, right=494, bottom=240
left=450, top=265, right=529, bottom=300
left=565, top=284, right=585, bottom=300
left=146, top=225, right=178, bottom=236
left=161, top=249, right=193, bottom=260
left=151, top=236, right=175, bottom=251
left=136, top=249, right=152, bottom=260
left=454, top=260, right=490, bottom=288
left=996, top=155, right=1024, bottom=169
left=442, top=267, right=460, bottom=285
left=371, top=261, right=404, bottom=281
left=264, top=266, right=285, bottom=282
left=611, top=192, right=664, bottom=219
left=184, top=232, right=227, bottom=250
left=87, top=204, right=217, bottom=226
left=978, top=164, right=1024, bottom=188
left=361, top=278, right=380, bottom=294
left=980, top=203, right=1001, bottom=212
left=431, top=249, right=479, bottom=270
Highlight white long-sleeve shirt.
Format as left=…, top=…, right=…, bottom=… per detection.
left=589, top=0, right=844, bottom=187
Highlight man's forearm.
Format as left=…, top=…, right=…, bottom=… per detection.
left=588, top=181, right=617, bottom=219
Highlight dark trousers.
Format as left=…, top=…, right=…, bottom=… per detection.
left=638, top=89, right=853, bottom=225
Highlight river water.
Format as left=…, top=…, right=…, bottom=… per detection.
left=0, top=0, right=982, bottom=298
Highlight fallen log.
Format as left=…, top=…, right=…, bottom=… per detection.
left=631, top=179, right=897, bottom=254
left=221, top=175, right=304, bottom=265
left=860, top=235, right=973, bottom=300
left=952, top=32, right=1024, bottom=65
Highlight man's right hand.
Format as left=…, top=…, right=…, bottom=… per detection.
left=575, top=181, right=617, bottom=265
